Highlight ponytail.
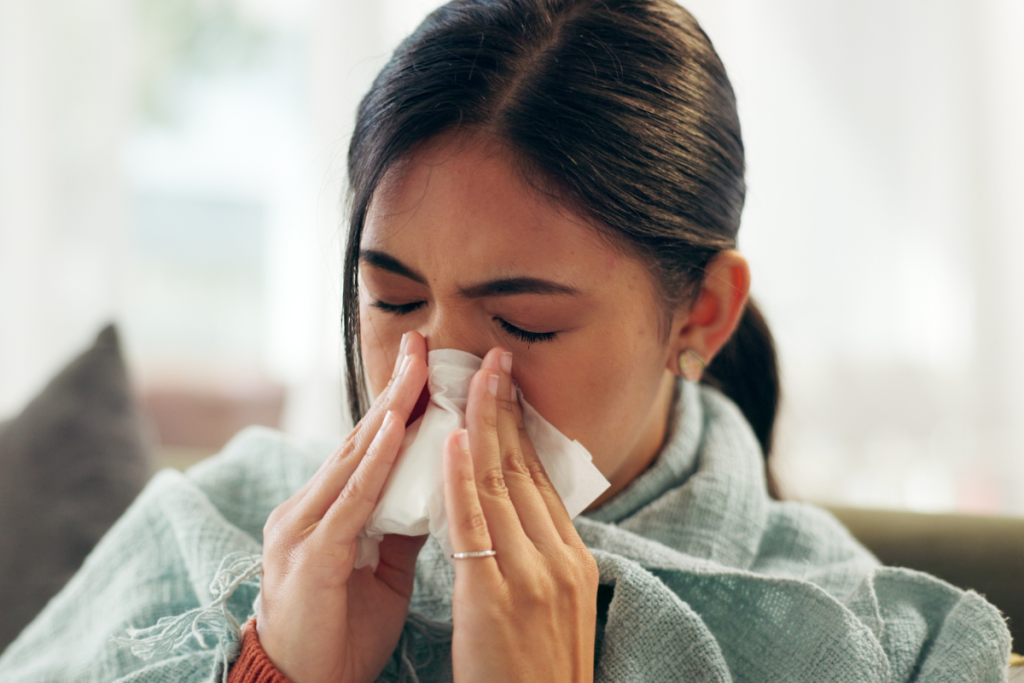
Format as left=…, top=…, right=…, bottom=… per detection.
left=701, top=297, right=781, bottom=497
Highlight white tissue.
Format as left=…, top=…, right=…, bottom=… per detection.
left=355, top=348, right=611, bottom=569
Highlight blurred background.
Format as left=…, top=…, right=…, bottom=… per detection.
left=1, top=0, right=1022, bottom=514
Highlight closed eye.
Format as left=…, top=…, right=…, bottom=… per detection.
left=371, top=300, right=425, bottom=315
left=370, top=299, right=557, bottom=345
left=494, top=317, right=557, bottom=344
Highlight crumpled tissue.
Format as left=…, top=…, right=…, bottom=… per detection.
left=355, top=348, right=611, bottom=569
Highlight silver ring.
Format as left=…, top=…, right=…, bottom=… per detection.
left=451, top=549, right=497, bottom=559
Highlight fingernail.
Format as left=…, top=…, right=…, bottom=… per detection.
left=500, top=351, right=512, bottom=374
left=397, top=354, right=412, bottom=379
left=486, top=374, right=499, bottom=396
left=456, top=429, right=469, bottom=452
left=400, top=332, right=410, bottom=357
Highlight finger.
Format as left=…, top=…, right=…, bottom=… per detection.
left=464, top=357, right=532, bottom=558
left=511, top=393, right=584, bottom=548
left=320, top=409, right=406, bottom=541
left=290, top=345, right=427, bottom=528
left=443, top=429, right=500, bottom=579
left=491, top=350, right=562, bottom=550
left=300, top=332, right=424, bottom=495
left=273, top=334, right=411, bottom=523
left=375, top=533, right=429, bottom=599
left=391, top=331, right=412, bottom=379
left=285, top=332, right=416, bottom=509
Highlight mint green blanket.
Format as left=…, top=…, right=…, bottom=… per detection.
left=0, top=382, right=1011, bottom=681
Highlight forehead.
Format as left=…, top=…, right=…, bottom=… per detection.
left=361, top=133, right=633, bottom=287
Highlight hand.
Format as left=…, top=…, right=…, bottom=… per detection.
left=256, top=332, right=430, bottom=683
left=443, top=348, right=599, bottom=683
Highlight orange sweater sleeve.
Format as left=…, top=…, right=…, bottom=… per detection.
left=228, top=618, right=292, bottom=683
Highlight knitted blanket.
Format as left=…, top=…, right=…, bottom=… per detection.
left=0, top=381, right=1011, bottom=682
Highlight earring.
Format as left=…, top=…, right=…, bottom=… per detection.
left=678, top=349, right=705, bottom=382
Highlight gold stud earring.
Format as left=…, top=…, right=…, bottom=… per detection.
left=678, top=349, right=705, bottom=382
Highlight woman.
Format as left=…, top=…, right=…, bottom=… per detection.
left=0, top=0, right=1010, bottom=681
left=241, top=0, right=1011, bottom=680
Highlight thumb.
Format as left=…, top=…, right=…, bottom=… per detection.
left=375, top=534, right=429, bottom=598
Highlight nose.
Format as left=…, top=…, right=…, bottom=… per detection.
left=415, top=307, right=494, bottom=360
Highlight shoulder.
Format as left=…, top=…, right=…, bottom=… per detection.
left=185, top=426, right=336, bottom=540
left=755, top=500, right=880, bottom=571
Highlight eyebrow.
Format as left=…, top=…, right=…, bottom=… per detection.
left=360, top=249, right=426, bottom=284
left=359, top=249, right=582, bottom=298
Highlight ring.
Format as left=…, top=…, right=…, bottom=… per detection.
left=450, top=549, right=497, bottom=559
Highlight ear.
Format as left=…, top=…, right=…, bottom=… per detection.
left=667, top=250, right=751, bottom=376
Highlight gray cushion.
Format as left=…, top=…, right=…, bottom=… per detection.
left=0, top=324, right=153, bottom=652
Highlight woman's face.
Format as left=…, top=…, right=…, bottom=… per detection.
left=358, top=133, right=679, bottom=505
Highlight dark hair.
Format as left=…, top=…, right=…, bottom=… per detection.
left=343, top=0, right=781, bottom=484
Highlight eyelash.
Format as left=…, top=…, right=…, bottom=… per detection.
left=494, top=318, right=557, bottom=344
left=371, top=300, right=425, bottom=316
left=370, top=300, right=558, bottom=344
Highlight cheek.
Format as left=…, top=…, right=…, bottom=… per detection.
left=515, top=319, right=666, bottom=474
left=359, top=301, right=402, bottom=400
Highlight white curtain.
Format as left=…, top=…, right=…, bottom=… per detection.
left=0, top=0, right=134, bottom=414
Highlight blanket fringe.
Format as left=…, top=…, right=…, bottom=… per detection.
left=396, top=613, right=453, bottom=683
left=114, top=552, right=263, bottom=683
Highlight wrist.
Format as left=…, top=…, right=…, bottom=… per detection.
left=229, top=618, right=292, bottom=683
